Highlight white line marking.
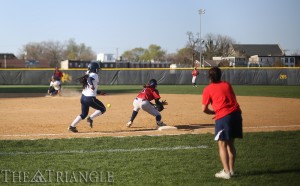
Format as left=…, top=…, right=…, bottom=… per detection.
left=0, top=125, right=299, bottom=139
left=0, top=145, right=208, bottom=156
left=245, top=125, right=300, bottom=129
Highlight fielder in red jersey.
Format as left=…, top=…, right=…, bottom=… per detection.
left=202, top=67, right=243, bottom=180
left=126, top=79, right=167, bottom=128
left=53, top=66, right=63, bottom=81
left=136, top=85, right=160, bottom=101
left=192, top=67, right=200, bottom=87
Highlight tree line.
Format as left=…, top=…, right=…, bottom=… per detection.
left=18, top=32, right=236, bottom=67
left=19, top=39, right=95, bottom=67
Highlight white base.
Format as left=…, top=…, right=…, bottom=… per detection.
left=158, top=126, right=177, bottom=131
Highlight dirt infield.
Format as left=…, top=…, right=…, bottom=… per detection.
left=0, top=92, right=299, bottom=140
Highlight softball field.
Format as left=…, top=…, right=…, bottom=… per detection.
left=0, top=92, right=299, bottom=140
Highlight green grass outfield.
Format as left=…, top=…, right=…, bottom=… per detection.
left=0, top=85, right=300, bottom=98
left=0, top=85, right=299, bottom=185
left=0, top=132, right=299, bottom=185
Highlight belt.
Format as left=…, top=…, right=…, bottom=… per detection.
left=135, top=98, right=146, bottom=101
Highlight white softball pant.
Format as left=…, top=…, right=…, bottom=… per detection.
left=133, top=98, right=160, bottom=117
left=192, top=76, right=197, bottom=83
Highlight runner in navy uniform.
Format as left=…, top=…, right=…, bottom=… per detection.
left=68, top=62, right=106, bottom=133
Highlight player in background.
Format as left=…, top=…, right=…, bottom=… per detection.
left=192, top=67, right=200, bottom=87
left=53, top=66, right=63, bottom=93
left=68, top=62, right=106, bottom=133
left=126, top=79, right=167, bottom=128
left=53, top=66, right=63, bottom=81
left=202, top=67, right=243, bottom=179
left=47, top=76, right=61, bottom=96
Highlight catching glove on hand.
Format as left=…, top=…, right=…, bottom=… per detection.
left=154, top=100, right=168, bottom=112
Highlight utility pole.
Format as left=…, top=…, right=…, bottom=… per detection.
left=198, top=9, right=205, bottom=68
left=4, top=54, right=6, bottom=68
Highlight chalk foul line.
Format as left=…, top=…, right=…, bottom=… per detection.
left=0, top=145, right=208, bottom=156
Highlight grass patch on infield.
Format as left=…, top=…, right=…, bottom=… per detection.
left=0, top=85, right=299, bottom=98
left=0, top=131, right=299, bottom=185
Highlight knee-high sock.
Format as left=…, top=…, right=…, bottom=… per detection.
left=90, top=110, right=102, bottom=119
left=156, top=115, right=161, bottom=122
left=71, top=116, right=82, bottom=127
left=130, top=111, right=138, bottom=122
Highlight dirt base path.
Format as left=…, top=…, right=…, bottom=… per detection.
left=0, top=93, right=299, bottom=140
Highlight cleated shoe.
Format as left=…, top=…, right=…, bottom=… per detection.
left=68, top=126, right=78, bottom=133
left=87, top=117, right=93, bottom=128
left=126, top=121, right=132, bottom=128
left=156, top=121, right=166, bottom=127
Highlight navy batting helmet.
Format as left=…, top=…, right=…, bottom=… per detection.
left=88, top=62, right=100, bottom=73
left=149, top=79, right=158, bottom=87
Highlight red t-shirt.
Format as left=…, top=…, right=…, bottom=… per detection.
left=137, top=86, right=160, bottom=101
left=192, top=69, right=199, bottom=76
left=202, top=81, right=241, bottom=120
left=53, top=70, right=63, bottom=80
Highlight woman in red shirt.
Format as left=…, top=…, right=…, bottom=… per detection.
left=202, top=67, right=243, bottom=179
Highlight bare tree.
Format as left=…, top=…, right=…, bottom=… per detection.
left=64, top=39, right=78, bottom=60
left=291, top=50, right=300, bottom=56
left=165, top=53, right=176, bottom=64
left=22, top=42, right=44, bottom=61
left=202, top=33, right=236, bottom=59
left=204, top=34, right=217, bottom=60
left=186, top=32, right=200, bottom=67
left=64, top=39, right=95, bottom=60
left=174, top=47, right=194, bottom=67
left=42, top=41, right=64, bottom=67
left=77, top=44, right=95, bottom=61
left=20, top=38, right=96, bottom=67
left=216, top=34, right=236, bottom=56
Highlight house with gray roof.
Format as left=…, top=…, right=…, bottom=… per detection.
left=207, top=44, right=297, bottom=67
left=231, top=44, right=284, bottom=57
left=231, top=44, right=287, bottom=67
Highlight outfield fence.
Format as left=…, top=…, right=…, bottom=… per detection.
left=0, top=68, right=299, bottom=85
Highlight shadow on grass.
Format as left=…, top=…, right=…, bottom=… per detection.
left=78, top=128, right=157, bottom=134
left=175, top=124, right=214, bottom=130
left=101, top=89, right=141, bottom=94
left=239, top=168, right=300, bottom=177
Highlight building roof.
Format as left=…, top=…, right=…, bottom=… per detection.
left=204, top=60, right=220, bottom=67
left=232, top=44, right=283, bottom=56
left=0, top=53, right=17, bottom=59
